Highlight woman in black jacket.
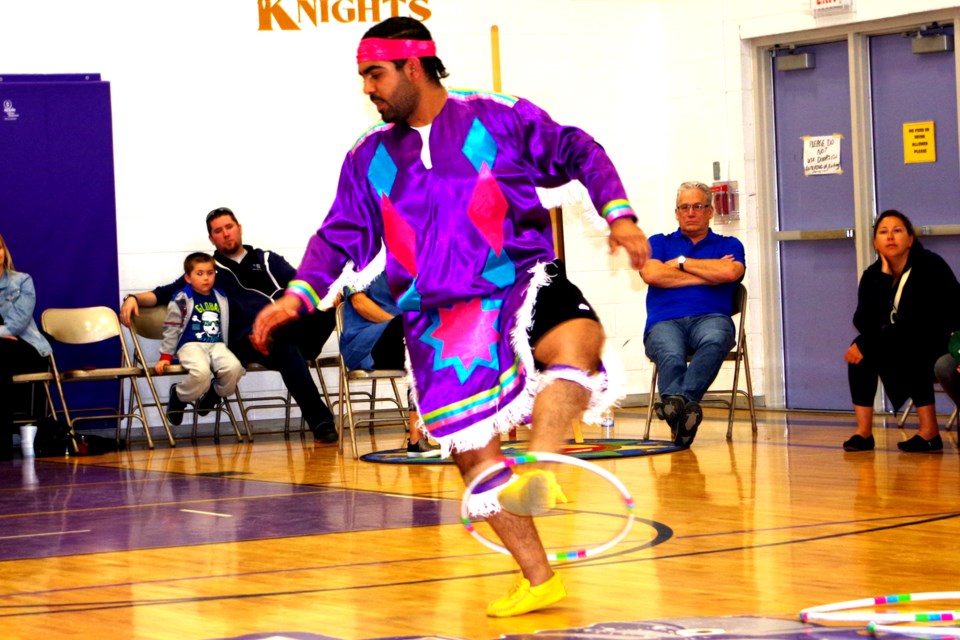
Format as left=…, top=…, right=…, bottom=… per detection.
left=843, top=210, right=960, bottom=452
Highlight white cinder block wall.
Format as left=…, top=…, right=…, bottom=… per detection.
left=2, top=0, right=953, bottom=423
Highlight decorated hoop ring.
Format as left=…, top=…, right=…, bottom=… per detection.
left=460, top=451, right=635, bottom=562
left=800, top=592, right=960, bottom=624
left=867, top=621, right=960, bottom=637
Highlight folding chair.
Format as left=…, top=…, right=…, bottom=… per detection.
left=11, top=365, right=57, bottom=426
left=335, top=304, right=408, bottom=459
left=127, top=305, right=246, bottom=445
left=644, top=283, right=758, bottom=441
left=232, top=351, right=339, bottom=440
left=896, top=398, right=959, bottom=431
left=41, top=306, right=153, bottom=449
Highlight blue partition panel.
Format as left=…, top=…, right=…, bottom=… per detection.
left=0, top=74, right=120, bottom=424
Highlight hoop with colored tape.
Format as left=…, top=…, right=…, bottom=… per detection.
left=800, top=592, right=960, bottom=624
left=867, top=614, right=960, bottom=638
left=867, top=621, right=960, bottom=638
left=460, top=451, right=635, bottom=561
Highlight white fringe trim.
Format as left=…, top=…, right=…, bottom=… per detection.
left=319, top=262, right=357, bottom=310
left=413, top=260, right=624, bottom=452
left=424, top=265, right=551, bottom=457
left=437, top=385, right=535, bottom=458
left=583, top=348, right=627, bottom=425
left=535, top=181, right=607, bottom=232
left=349, top=248, right=387, bottom=293
left=317, top=249, right=388, bottom=309
left=536, top=182, right=581, bottom=209
left=539, top=366, right=604, bottom=396
left=467, top=473, right=516, bottom=518
left=512, top=262, right=552, bottom=380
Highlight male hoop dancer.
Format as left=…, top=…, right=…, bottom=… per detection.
left=252, top=17, right=649, bottom=617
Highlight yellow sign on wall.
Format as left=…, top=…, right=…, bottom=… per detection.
left=258, top=0, right=432, bottom=30
left=903, top=121, right=936, bottom=164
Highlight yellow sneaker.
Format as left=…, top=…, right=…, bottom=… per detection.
left=486, top=573, right=567, bottom=617
left=498, top=470, right=568, bottom=516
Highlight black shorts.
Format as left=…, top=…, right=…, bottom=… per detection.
left=528, top=260, right=600, bottom=347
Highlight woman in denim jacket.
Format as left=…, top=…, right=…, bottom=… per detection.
left=0, top=233, right=52, bottom=460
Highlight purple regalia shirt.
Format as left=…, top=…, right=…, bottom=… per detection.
left=287, top=88, right=636, bottom=453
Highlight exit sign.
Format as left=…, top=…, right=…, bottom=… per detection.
left=812, top=0, right=854, bottom=14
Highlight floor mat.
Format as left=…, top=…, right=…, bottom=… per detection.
left=359, top=438, right=682, bottom=464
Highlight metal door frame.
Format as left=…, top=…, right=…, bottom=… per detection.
left=751, top=9, right=960, bottom=409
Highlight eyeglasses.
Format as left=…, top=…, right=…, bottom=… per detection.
left=676, top=203, right=711, bottom=212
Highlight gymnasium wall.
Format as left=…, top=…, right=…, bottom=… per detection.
left=0, top=0, right=949, bottom=409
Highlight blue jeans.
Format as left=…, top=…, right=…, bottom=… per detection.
left=644, top=314, right=736, bottom=403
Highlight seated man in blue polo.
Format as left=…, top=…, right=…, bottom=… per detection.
left=639, top=181, right=746, bottom=447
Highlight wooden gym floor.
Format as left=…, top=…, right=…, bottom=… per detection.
left=0, top=407, right=957, bottom=640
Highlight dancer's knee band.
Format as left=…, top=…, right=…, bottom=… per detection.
left=539, top=364, right=602, bottom=394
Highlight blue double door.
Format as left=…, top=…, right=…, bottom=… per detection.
left=774, top=29, right=960, bottom=411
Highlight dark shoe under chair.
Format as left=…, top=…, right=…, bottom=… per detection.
left=167, top=383, right=187, bottom=426
left=311, top=420, right=338, bottom=444
left=674, top=400, right=703, bottom=448
left=196, top=388, right=223, bottom=417
left=897, top=434, right=943, bottom=453
left=659, top=395, right=686, bottom=430
left=842, top=434, right=875, bottom=452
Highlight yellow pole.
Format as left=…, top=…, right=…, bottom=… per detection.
left=490, top=25, right=502, bottom=92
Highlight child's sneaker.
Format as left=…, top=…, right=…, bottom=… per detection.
left=167, top=383, right=186, bottom=426
left=196, top=388, right=223, bottom=417
left=498, top=470, right=567, bottom=516
left=486, top=573, right=566, bottom=617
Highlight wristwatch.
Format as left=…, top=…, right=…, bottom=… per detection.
left=678, top=256, right=686, bottom=272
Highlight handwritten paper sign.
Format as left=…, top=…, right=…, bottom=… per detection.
left=802, top=134, right=843, bottom=176
left=903, top=121, right=936, bottom=164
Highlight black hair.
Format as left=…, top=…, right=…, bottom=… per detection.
left=362, top=16, right=449, bottom=84
left=206, top=207, right=239, bottom=235
left=873, top=209, right=916, bottom=239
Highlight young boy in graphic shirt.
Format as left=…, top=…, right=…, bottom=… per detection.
left=156, top=252, right=245, bottom=425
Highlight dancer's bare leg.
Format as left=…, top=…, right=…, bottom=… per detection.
left=529, top=318, right=604, bottom=449
left=453, top=439, right=552, bottom=585
left=455, top=320, right=604, bottom=588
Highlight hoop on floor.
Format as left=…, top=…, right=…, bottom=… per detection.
left=460, top=451, right=635, bottom=562
left=868, top=621, right=960, bottom=638
left=800, top=592, right=960, bottom=623
left=800, top=592, right=960, bottom=638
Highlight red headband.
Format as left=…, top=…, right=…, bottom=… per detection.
left=356, top=37, right=437, bottom=63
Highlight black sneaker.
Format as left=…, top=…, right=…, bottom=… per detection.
left=196, top=389, right=223, bottom=417
left=674, top=400, right=702, bottom=448
left=311, top=421, right=338, bottom=444
left=167, top=383, right=186, bottom=426
left=653, top=401, right=667, bottom=421
left=660, top=395, right=686, bottom=430
left=842, top=434, right=875, bottom=452
left=897, top=434, right=943, bottom=453
left=407, top=437, right=441, bottom=458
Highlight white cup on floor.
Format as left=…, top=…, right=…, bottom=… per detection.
left=19, top=425, right=38, bottom=457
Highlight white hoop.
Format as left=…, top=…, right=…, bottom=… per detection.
left=807, top=610, right=960, bottom=623
left=801, top=592, right=960, bottom=637
left=460, top=451, right=635, bottom=561
left=801, top=592, right=960, bottom=622
left=868, top=622, right=960, bottom=638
